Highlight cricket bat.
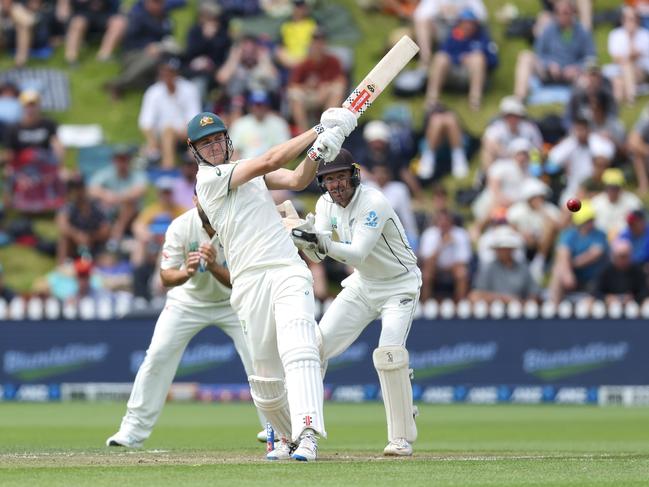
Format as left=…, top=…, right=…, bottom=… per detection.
left=308, top=35, right=420, bottom=161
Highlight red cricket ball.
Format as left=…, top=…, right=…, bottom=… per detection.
left=566, top=198, right=582, bottom=212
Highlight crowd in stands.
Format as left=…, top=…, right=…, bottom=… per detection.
left=2, top=0, right=649, bottom=313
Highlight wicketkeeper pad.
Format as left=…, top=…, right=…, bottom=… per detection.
left=373, top=346, right=418, bottom=443
left=248, top=376, right=292, bottom=440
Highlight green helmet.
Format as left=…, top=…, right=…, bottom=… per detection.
left=187, top=112, right=227, bottom=143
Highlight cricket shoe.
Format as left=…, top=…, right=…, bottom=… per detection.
left=105, top=432, right=143, bottom=449
left=383, top=438, right=413, bottom=456
left=291, top=430, right=318, bottom=462
left=266, top=438, right=295, bottom=461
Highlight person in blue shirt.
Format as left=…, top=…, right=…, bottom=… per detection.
left=425, top=8, right=498, bottom=111
left=618, top=209, right=649, bottom=266
left=548, top=200, right=609, bottom=303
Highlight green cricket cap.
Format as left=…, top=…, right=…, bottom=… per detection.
left=187, top=112, right=227, bottom=143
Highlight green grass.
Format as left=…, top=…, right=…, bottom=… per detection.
left=1, top=402, right=649, bottom=485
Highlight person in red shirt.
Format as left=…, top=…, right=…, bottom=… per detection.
left=287, top=29, right=347, bottom=131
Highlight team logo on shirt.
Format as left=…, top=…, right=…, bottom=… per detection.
left=199, top=116, right=214, bottom=127
left=364, top=210, right=378, bottom=228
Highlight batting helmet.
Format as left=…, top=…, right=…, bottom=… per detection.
left=316, top=148, right=361, bottom=194
left=187, top=112, right=233, bottom=165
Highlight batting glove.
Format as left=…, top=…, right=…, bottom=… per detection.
left=312, top=126, right=345, bottom=163
left=320, top=107, right=357, bottom=137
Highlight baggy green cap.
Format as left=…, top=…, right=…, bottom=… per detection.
left=187, top=112, right=227, bottom=143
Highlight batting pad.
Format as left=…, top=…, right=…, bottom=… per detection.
left=248, top=376, right=292, bottom=439
left=373, top=346, right=418, bottom=443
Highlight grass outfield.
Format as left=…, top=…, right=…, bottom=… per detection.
left=1, top=403, right=649, bottom=486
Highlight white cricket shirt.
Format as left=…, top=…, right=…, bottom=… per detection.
left=196, top=161, right=304, bottom=282
left=315, top=184, right=418, bottom=280
left=160, top=208, right=231, bottom=304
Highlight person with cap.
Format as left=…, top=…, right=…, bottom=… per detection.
left=548, top=199, right=609, bottom=304
left=507, top=178, right=562, bottom=282
left=469, top=226, right=540, bottom=304
left=138, top=56, right=201, bottom=168
left=88, top=145, right=148, bottom=247
left=107, top=193, right=265, bottom=449
left=190, top=106, right=351, bottom=461
left=513, top=0, right=595, bottom=101
left=619, top=209, right=649, bottom=266
left=629, top=103, right=649, bottom=195
left=591, top=168, right=642, bottom=238
left=288, top=28, right=346, bottom=132
left=291, top=148, right=421, bottom=457
left=275, top=0, right=318, bottom=69
left=594, top=238, right=649, bottom=305
left=481, top=95, right=543, bottom=171
left=424, top=8, right=498, bottom=111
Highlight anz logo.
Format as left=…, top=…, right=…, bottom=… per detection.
left=364, top=210, right=378, bottom=228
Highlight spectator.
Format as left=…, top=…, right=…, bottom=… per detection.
left=60, top=0, right=121, bottom=65
left=0, top=264, right=16, bottom=302
left=358, top=120, right=421, bottom=199
left=56, top=175, right=110, bottom=264
left=229, top=90, right=291, bottom=159
left=182, top=0, right=231, bottom=99
left=425, top=9, right=498, bottom=111
left=417, top=104, right=469, bottom=179
left=3, top=89, right=66, bottom=212
left=619, top=209, right=649, bottom=265
left=507, top=178, right=562, bottom=281
left=412, top=0, right=487, bottom=69
left=475, top=212, right=526, bottom=265
left=287, top=28, right=346, bottom=132
left=87, top=145, right=148, bottom=245
left=0, top=0, right=36, bottom=67
left=138, top=56, right=201, bottom=168
left=469, top=226, right=539, bottom=304
left=171, top=154, right=197, bottom=210
left=575, top=133, right=617, bottom=199
left=595, top=238, right=648, bottom=305
left=275, top=0, right=318, bottom=69
left=629, top=103, right=649, bottom=194
left=535, top=0, right=593, bottom=35
left=481, top=96, right=542, bottom=171
left=0, top=81, right=21, bottom=141
left=548, top=200, right=609, bottom=303
left=606, top=6, right=649, bottom=105
left=514, top=0, right=595, bottom=101
left=565, top=62, right=618, bottom=129
left=419, top=209, right=472, bottom=301
left=591, top=168, right=642, bottom=239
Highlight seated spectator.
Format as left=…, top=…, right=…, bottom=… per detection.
left=575, top=133, right=616, bottom=199
left=171, top=153, right=197, bottom=210
left=3, top=89, right=66, bottom=212
left=358, top=120, right=421, bottom=199
left=0, top=0, right=36, bottom=66
left=629, top=103, right=649, bottom=194
left=606, top=6, right=649, bottom=105
left=412, top=0, right=487, bottom=69
left=475, top=212, right=526, bottom=265
left=0, top=81, right=21, bottom=141
left=481, top=96, right=543, bottom=171
left=565, top=62, right=617, bottom=128
left=514, top=0, right=595, bottom=101
left=419, top=209, right=472, bottom=301
left=287, top=29, right=346, bottom=132
left=591, top=168, right=642, bottom=239
left=507, top=178, right=562, bottom=281
left=472, top=138, right=534, bottom=222
left=229, top=90, right=291, bottom=159
left=535, top=0, right=593, bottom=35
left=0, top=263, right=16, bottom=302
left=548, top=200, right=609, bottom=303
left=595, top=238, right=648, bottom=305
left=138, top=56, right=201, bottom=168
left=417, top=103, right=469, bottom=179
left=61, top=0, right=120, bottom=65
left=56, top=175, right=110, bottom=264
left=469, top=226, right=540, bottom=304
left=87, top=145, right=148, bottom=245
left=215, top=34, right=280, bottom=120
left=275, top=0, right=317, bottom=69
left=182, top=0, right=231, bottom=99
left=425, top=9, right=498, bottom=111
left=619, top=209, right=649, bottom=265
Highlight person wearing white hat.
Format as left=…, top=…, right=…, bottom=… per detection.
left=481, top=96, right=543, bottom=170
left=591, top=168, right=642, bottom=238
left=469, top=226, right=540, bottom=304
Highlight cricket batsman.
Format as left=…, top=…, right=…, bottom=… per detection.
left=291, top=148, right=421, bottom=456
left=190, top=109, right=354, bottom=461
left=106, top=196, right=262, bottom=448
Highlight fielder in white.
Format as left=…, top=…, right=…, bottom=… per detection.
left=106, top=197, right=259, bottom=448
left=291, top=148, right=421, bottom=456
left=190, top=109, right=354, bottom=461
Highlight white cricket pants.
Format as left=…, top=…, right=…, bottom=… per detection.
left=119, top=298, right=256, bottom=442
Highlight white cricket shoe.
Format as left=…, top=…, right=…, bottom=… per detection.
left=291, top=430, right=318, bottom=462
left=383, top=438, right=413, bottom=456
left=266, top=438, right=294, bottom=461
left=105, top=432, right=143, bottom=449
